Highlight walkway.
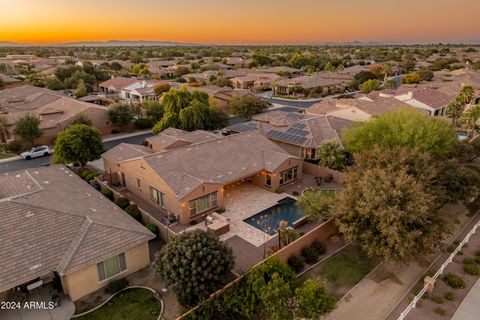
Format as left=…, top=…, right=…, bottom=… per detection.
left=451, top=279, right=480, bottom=320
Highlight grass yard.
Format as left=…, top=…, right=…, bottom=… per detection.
left=0, top=152, right=16, bottom=160
left=76, top=288, right=161, bottom=320
left=319, top=245, right=378, bottom=288
left=303, top=189, right=337, bottom=199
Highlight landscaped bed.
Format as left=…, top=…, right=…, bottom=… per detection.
left=75, top=288, right=162, bottom=320
left=302, top=188, right=337, bottom=199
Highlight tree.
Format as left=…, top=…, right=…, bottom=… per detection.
left=13, top=114, right=42, bottom=146
left=295, top=278, right=336, bottom=319
left=400, top=59, right=416, bottom=72
left=74, top=79, right=87, bottom=97
left=381, top=62, right=392, bottom=82
left=153, top=83, right=171, bottom=97
left=359, top=79, right=381, bottom=94
left=246, top=258, right=296, bottom=320
left=333, top=147, right=449, bottom=262
left=107, top=104, right=134, bottom=131
left=447, top=97, right=465, bottom=128
left=297, top=190, right=335, bottom=222
left=230, top=95, right=269, bottom=120
left=53, top=124, right=104, bottom=166
left=70, top=114, right=92, bottom=126
left=353, top=71, right=376, bottom=86
left=154, top=230, right=234, bottom=306
left=317, top=141, right=345, bottom=170
left=401, top=72, right=421, bottom=84
left=417, top=69, right=434, bottom=81
left=342, top=107, right=457, bottom=157
left=142, top=101, right=164, bottom=123
left=460, top=103, right=480, bottom=138
left=436, top=162, right=480, bottom=203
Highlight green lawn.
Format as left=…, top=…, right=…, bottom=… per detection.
left=76, top=288, right=161, bottom=320
left=303, top=189, right=337, bottom=199
left=319, top=245, right=378, bottom=288
left=0, top=152, right=16, bottom=160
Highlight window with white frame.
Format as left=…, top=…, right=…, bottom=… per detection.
left=97, top=253, right=126, bottom=281
left=279, top=167, right=298, bottom=185
left=189, top=192, right=218, bottom=216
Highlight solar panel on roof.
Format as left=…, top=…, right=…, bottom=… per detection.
left=232, top=122, right=257, bottom=132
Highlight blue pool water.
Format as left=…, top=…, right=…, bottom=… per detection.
left=244, top=197, right=304, bottom=235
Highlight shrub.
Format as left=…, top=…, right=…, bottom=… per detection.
left=125, top=204, right=141, bottom=221
left=463, top=258, right=476, bottom=265
left=431, top=295, right=444, bottom=304
left=287, top=255, right=305, bottom=273
left=475, top=249, right=480, bottom=256
left=292, top=191, right=299, bottom=196
left=434, top=307, right=446, bottom=316
left=135, top=118, right=153, bottom=129
left=105, top=278, right=129, bottom=294
left=100, top=188, right=114, bottom=201
left=475, top=256, right=480, bottom=264
left=324, top=174, right=333, bottom=183
left=444, top=291, right=456, bottom=301
left=443, top=273, right=466, bottom=289
left=6, top=141, right=25, bottom=153
left=311, top=240, right=326, bottom=256
left=216, top=207, right=226, bottom=214
left=81, top=170, right=93, bottom=179
left=463, top=263, right=480, bottom=275
left=111, top=128, right=121, bottom=134
left=275, top=188, right=284, bottom=194
left=301, top=246, right=320, bottom=265
left=84, top=172, right=100, bottom=182
left=190, top=220, right=198, bottom=225
left=295, top=278, right=336, bottom=318
left=146, top=223, right=159, bottom=235
left=115, top=197, right=130, bottom=209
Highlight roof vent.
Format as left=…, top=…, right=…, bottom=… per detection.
left=25, top=211, right=34, bottom=217
left=44, top=181, right=49, bottom=184
left=15, top=175, right=21, bottom=178
left=29, top=264, right=42, bottom=271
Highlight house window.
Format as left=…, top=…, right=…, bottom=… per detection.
left=97, top=253, right=126, bottom=281
left=265, top=172, right=272, bottom=187
left=279, top=167, right=298, bottom=185
left=149, top=186, right=165, bottom=207
left=125, top=92, right=130, bottom=99
left=136, top=178, right=141, bottom=190
left=189, top=192, right=218, bottom=216
left=302, top=148, right=317, bottom=160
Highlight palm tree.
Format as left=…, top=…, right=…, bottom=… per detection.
left=381, top=62, right=392, bottom=83
left=446, top=97, right=464, bottom=128
left=460, top=103, right=480, bottom=139
left=459, top=85, right=476, bottom=106
left=317, top=141, right=345, bottom=170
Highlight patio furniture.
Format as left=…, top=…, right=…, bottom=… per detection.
left=27, top=280, right=43, bottom=292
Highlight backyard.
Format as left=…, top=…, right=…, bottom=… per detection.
left=75, top=288, right=162, bottom=320
left=301, top=244, right=379, bottom=297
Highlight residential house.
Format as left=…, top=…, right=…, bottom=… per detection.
left=272, top=75, right=346, bottom=97
left=121, top=80, right=166, bottom=103
left=0, top=165, right=154, bottom=302
left=98, top=77, right=138, bottom=95
left=0, top=85, right=112, bottom=144
left=228, top=110, right=352, bottom=160
left=230, top=73, right=281, bottom=91
left=102, top=130, right=303, bottom=225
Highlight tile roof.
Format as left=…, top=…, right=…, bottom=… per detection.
left=102, top=143, right=154, bottom=163
left=0, top=165, right=154, bottom=292
left=143, top=132, right=299, bottom=198
left=98, top=77, right=138, bottom=92
left=145, top=129, right=221, bottom=150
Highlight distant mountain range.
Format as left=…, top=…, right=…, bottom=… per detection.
left=1, top=40, right=480, bottom=47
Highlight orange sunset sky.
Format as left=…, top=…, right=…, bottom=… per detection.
left=1, top=0, right=479, bottom=44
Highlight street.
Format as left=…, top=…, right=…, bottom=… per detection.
left=0, top=131, right=153, bottom=174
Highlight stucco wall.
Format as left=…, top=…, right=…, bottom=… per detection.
left=303, top=162, right=346, bottom=184
left=61, top=242, right=150, bottom=301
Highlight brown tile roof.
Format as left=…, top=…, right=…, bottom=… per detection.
left=102, top=143, right=154, bottom=163
left=98, top=77, right=138, bottom=92
left=145, top=129, right=221, bottom=150
left=0, top=165, right=154, bottom=292
left=143, top=132, right=299, bottom=198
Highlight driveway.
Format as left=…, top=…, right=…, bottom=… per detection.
left=1, top=294, right=74, bottom=320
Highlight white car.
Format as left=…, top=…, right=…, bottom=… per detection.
left=21, top=146, right=54, bottom=160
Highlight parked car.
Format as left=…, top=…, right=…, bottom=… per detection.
left=20, top=146, right=54, bottom=160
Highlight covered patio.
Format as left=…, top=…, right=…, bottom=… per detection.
left=1, top=284, right=75, bottom=320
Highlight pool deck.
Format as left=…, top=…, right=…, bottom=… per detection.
left=186, top=182, right=289, bottom=247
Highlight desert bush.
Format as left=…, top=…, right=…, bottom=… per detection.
left=125, top=204, right=141, bottom=221
left=115, top=197, right=130, bottom=209
left=287, top=255, right=305, bottom=273
left=443, top=273, right=466, bottom=289
left=100, top=188, right=114, bottom=201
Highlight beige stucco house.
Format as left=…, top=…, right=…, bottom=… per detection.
left=0, top=165, right=154, bottom=302
left=102, top=130, right=303, bottom=225
left=0, top=85, right=113, bottom=144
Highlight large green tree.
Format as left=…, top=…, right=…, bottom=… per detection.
left=343, top=107, right=457, bottom=157
left=142, top=101, right=164, bottom=123
left=230, top=95, right=269, bottom=120
left=107, top=103, right=135, bottom=131
left=154, top=230, right=234, bottom=307
left=460, top=104, right=480, bottom=138
left=13, top=114, right=43, bottom=146
left=359, top=79, right=381, bottom=94
left=53, top=124, right=104, bottom=166
left=332, top=147, right=450, bottom=262
left=295, top=278, right=336, bottom=319
left=317, top=141, right=346, bottom=170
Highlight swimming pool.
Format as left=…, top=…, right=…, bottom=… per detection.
left=243, top=197, right=304, bottom=235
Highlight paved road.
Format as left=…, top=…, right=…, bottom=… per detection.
left=0, top=132, right=153, bottom=174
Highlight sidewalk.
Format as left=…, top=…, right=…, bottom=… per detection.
left=451, top=279, right=480, bottom=320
